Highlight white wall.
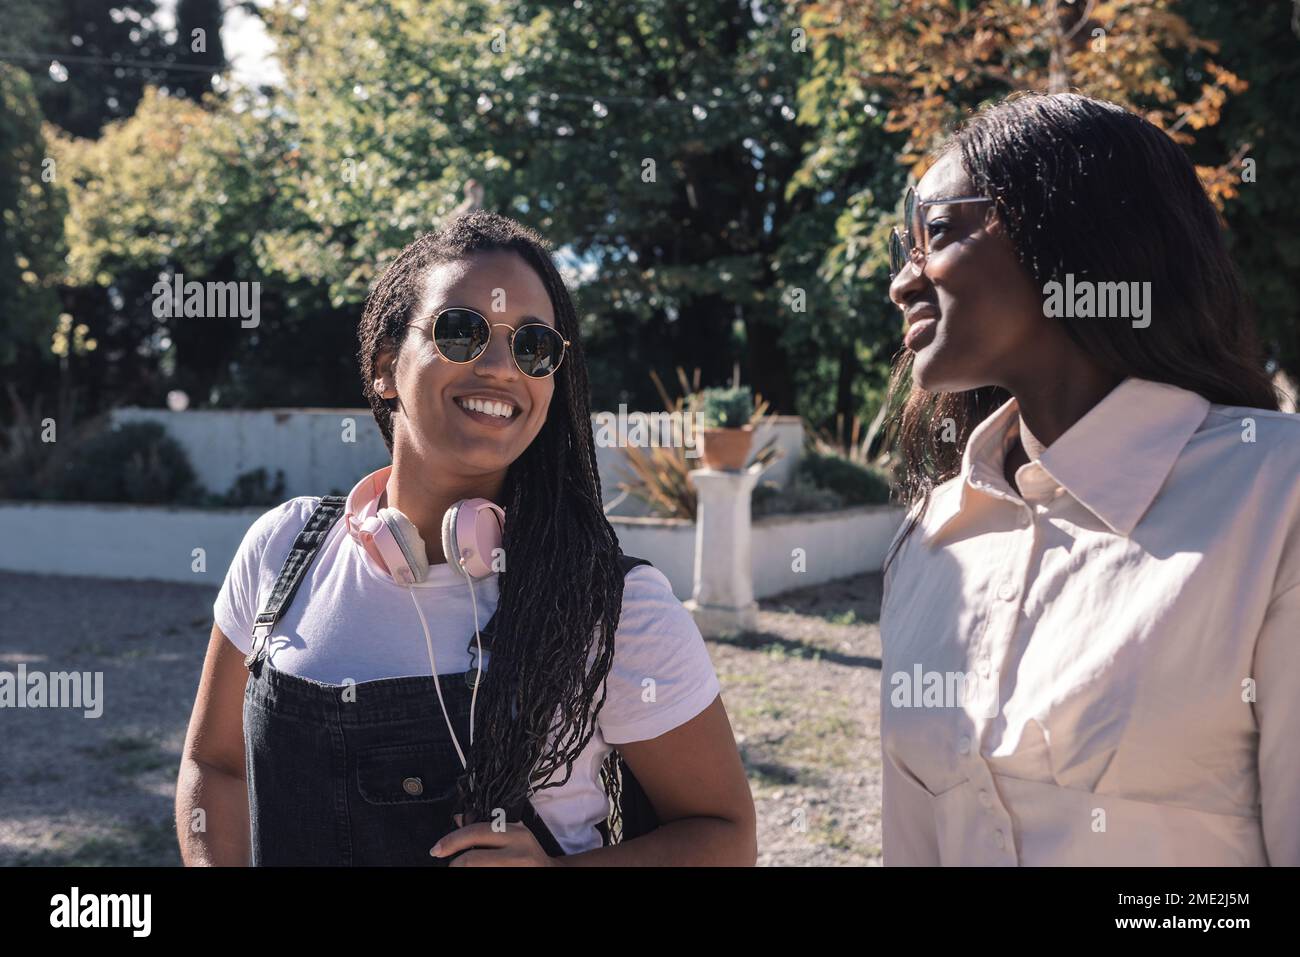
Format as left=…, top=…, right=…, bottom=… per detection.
left=3, top=408, right=895, bottom=610
left=0, top=499, right=265, bottom=588
left=110, top=407, right=391, bottom=499
left=607, top=516, right=695, bottom=598
left=752, top=505, right=905, bottom=597
left=109, top=407, right=806, bottom=516
left=0, top=500, right=903, bottom=602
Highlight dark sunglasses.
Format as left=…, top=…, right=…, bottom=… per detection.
left=888, top=185, right=995, bottom=281
left=405, top=307, right=570, bottom=379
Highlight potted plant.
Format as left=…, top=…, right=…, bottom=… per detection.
left=691, top=386, right=757, bottom=470
left=615, top=368, right=782, bottom=519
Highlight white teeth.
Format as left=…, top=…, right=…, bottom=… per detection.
left=457, top=397, right=516, bottom=419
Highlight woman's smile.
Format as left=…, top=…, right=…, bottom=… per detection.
left=452, top=391, right=524, bottom=430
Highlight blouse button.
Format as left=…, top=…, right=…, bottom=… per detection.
left=957, top=735, right=972, bottom=755
left=996, top=582, right=1017, bottom=601
left=979, top=789, right=994, bottom=809
left=402, top=776, right=424, bottom=796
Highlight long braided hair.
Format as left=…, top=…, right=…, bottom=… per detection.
left=357, top=210, right=632, bottom=832
left=882, top=92, right=1280, bottom=569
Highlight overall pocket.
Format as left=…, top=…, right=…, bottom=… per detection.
left=351, top=740, right=466, bottom=865
left=356, top=741, right=463, bottom=806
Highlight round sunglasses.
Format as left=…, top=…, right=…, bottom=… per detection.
left=405, top=307, right=570, bottom=378
left=888, top=186, right=995, bottom=281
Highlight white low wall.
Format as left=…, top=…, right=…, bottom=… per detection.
left=109, top=407, right=807, bottom=517
left=752, top=505, right=905, bottom=597
left=109, top=408, right=393, bottom=500
left=607, top=516, right=695, bottom=598
left=0, top=500, right=903, bottom=602
left=0, top=500, right=266, bottom=586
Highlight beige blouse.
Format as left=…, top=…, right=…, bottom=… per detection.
left=880, top=376, right=1300, bottom=865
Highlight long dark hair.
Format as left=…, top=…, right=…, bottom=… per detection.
left=883, top=91, right=1279, bottom=566
left=357, top=210, right=628, bottom=827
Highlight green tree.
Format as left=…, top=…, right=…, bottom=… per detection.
left=10, top=0, right=168, bottom=138
left=47, top=86, right=364, bottom=411
left=254, top=0, right=837, bottom=413
left=0, top=63, right=67, bottom=367
left=1178, top=0, right=1300, bottom=380
left=794, top=0, right=1282, bottom=419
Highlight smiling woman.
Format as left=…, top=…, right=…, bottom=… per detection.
left=177, top=210, right=756, bottom=867
left=877, top=92, right=1300, bottom=867
left=367, top=246, right=562, bottom=475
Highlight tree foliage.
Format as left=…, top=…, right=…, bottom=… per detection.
left=2, top=0, right=1295, bottom=440
left=253, top=0, right=831, bottom=412
left=798, top=0, right=1298, bottom=384
left=0, top=64, right=66, bottom=366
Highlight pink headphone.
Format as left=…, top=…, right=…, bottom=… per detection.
left=343, top=465, right=504, bottom=584
left=342, top=465, right=502, bottom=770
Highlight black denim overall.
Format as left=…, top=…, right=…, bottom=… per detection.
left=241, top=495, right=655, bottom=866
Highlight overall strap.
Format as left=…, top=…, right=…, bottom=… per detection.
left=245, top=495, right=348, bottom=671
left=609, top=552, right=661, bottom=844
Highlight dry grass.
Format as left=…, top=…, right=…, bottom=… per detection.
left=718, top=573, right=883, bottom=866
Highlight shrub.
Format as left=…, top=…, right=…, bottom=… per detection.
left=204, top=467, right=287, bottom=508
left=49, top=422, right=200, bottom=505
left=616, top=369, right=780, bottom=519
left=795, top=451, right=893, bottom=506
left=752, top=476, right=844, bottom=516
left=691, top=386, right=755, bottom=429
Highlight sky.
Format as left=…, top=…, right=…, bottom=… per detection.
left=155, top=0, right=283, bottom=88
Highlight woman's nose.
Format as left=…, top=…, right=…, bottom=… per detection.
left=889, top=259, right=926, bottom=309
left=476, top=322, right=519, bottom=377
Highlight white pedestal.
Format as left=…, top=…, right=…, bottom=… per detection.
left=684, top=468, right=760, bottom=636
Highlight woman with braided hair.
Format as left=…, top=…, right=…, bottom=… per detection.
left=177, top=210, right=756, bottom=866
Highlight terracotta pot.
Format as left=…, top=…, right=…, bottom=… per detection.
left=699, top=425, right=754, bottom=471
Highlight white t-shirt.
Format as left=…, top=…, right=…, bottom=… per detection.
left=213, top=496, right=721, bottom=855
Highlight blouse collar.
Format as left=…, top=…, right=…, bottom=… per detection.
left=923, top=377, right=1211, bottom=542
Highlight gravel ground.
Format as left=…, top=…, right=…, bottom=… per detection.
left=0, top=568, right=882, bottom=866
